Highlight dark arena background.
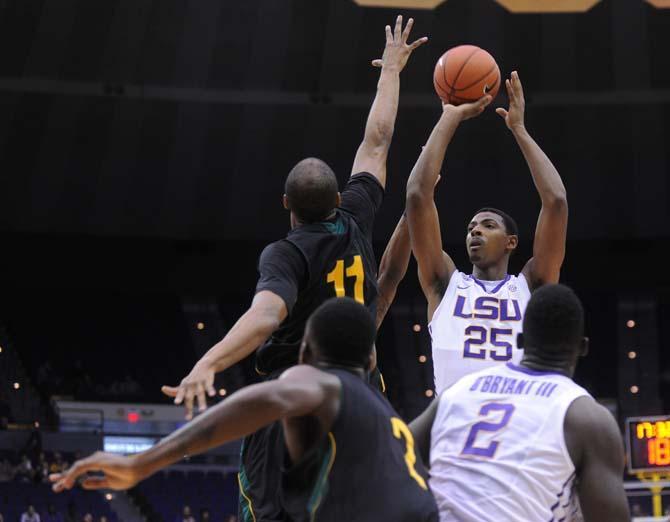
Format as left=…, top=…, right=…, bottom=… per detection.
left=1, top=0, right=670, bottom=520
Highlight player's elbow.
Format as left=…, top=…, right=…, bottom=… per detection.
left=544, top=190, right=568, bottom=213
left=250, top=305, right=283, bottom=339
left=406, top=185, right=430, bottom=208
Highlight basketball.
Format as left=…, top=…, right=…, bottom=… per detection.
left=433, top=45, right=501, bottom=106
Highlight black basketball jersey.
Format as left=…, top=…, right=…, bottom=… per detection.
left=255, top=174, right=382, bottom=374
left=280, top=369, right=438, bottom=522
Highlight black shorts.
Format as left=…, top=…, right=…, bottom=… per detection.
left=238, top=369, right=288, bottom=522
left=238, top=421, right=287, bottom=522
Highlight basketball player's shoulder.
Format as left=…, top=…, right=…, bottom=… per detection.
left=507, top=272, right=531, bottom=294
left=259, top=238, right=306, bottom=271
left=565, top=395, right=613, bottom=434
left=440, top=268, right=466, bottom=293
left=564, top=395, right=621, bottom=466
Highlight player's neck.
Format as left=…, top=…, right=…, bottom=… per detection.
left=290, top=210, right=337, bottom=229
left=314, top=360, right=367, bottom=380
left=471, top=263, right=508, bottom=281
left=519, top=353, right=574, bottom=378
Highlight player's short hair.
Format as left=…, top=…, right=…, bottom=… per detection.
left=523, top=284, right=584, bottom=355
left=285, top=158, right=339, bottom=223
left=474, top=207, right=519, bottom=237
left=306, top=297, right=375, bottom=367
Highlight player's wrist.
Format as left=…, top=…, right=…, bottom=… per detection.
left=191, top=355, right=218, bottom=376
left=380, top=62, right=402, bottom=75
left=441, top=105, right=463, bottom=122
left=509, top=122, right=527, bottom=135
left=127, top=453, right=153, bottom=483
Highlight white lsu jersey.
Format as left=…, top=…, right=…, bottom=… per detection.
left=429, top=271, right=531, bottom=394
left=429, top=362, right=590, bottom=522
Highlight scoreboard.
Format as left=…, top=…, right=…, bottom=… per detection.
left=625, top=416, right=670, bottom=473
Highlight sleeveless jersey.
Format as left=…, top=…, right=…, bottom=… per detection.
left=429, top=362, right=590, bottom=522
left=281, top=369, right=438, bottom=522
left=428, top=271, right=531, bottom=394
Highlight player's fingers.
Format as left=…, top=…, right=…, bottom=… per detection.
left=52, top=479, right=69, bottom=493
left=408, top=36, right=428, bottom=51
left=401, top=17, right=414, bottom=42
left=161, top=385, right=178, bottom=398
left=49, top=472, right=64, bottom=483
left=196, top=382, right=207, bottom=412
left=385, top=25, right=392, bottom=45
left=206, top=381, right=216, bottom=398
left=512, top=70, right=520, bottom=87
left=184, top=387, right=194, bottom=421
left=60, top=460, right=95, bottom=489
left=476, top=95, right=492, bottom=109
left=173, top=385, right=186, bottom=405
left=371, top=59, right=383, bottom=67
left=512, top=70, right=525, bottom=101
left=82, top=476, right=110, bottom=490
left=394, top=15, right=402, bottom=41
left=505, top=79, right=514, bottom=102
left=495, top=108, right=508, bottom=119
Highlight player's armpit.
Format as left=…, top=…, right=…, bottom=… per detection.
left=564, top=397, right=630, bottom=522
left=406, top=195, right=455, bottom=317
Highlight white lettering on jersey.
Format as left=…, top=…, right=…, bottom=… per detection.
left=428, top=271, right=531, bottom=394
left=430, top=363, right=589, bottom=522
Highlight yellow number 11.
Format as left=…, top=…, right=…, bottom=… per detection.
left=326, top=255, right=365, bottom=304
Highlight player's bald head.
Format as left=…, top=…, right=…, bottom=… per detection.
left=522, top=284, right=585, bottom=357
left=284, top=158, right=339, bottom=223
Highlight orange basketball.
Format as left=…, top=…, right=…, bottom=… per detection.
left=433, top=45, right=501, bottom=106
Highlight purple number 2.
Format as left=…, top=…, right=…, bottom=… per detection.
left=461, top=403, right=515, bottom=458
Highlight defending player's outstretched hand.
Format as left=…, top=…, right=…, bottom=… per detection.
left=161, top=361, right=217, bottom=421
left=370, top=15, right=428, bottom=71
left=496, top=70, right=526, bottom=132
left=49, top=451, right=142, bottom=492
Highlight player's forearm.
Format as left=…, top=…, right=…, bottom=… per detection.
left=406, top=109, right=461, bottom=198
left=512, top=126, right=567, bottom=207
left=362, top=67, right=401, bottom=149
left=378, top=214, right=410, bottom=290
left=134, top=382, right=287, bottom=478
left=376, top=215, right=410, bottom=328
left=197, top=307, right=280, bottom=374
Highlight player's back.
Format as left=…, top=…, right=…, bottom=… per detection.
left=429, top=271, right=531, bottom=394
left=282, top=369, right=438, bottom=522
left=255, top=173, right=382, bottom=374
left=429, top=362, right=590, bottom=522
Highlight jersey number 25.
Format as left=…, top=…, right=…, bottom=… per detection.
left=463, top=326, right=513, bottom=361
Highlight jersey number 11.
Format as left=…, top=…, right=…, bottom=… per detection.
left=327, top=255, right=365, bottom=304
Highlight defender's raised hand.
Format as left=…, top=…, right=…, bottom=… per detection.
left=371, top=15, right=428, bottom=71
left=496, top=70, right=526, bottom=131
left=161, top=361, right=216, bottom=421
